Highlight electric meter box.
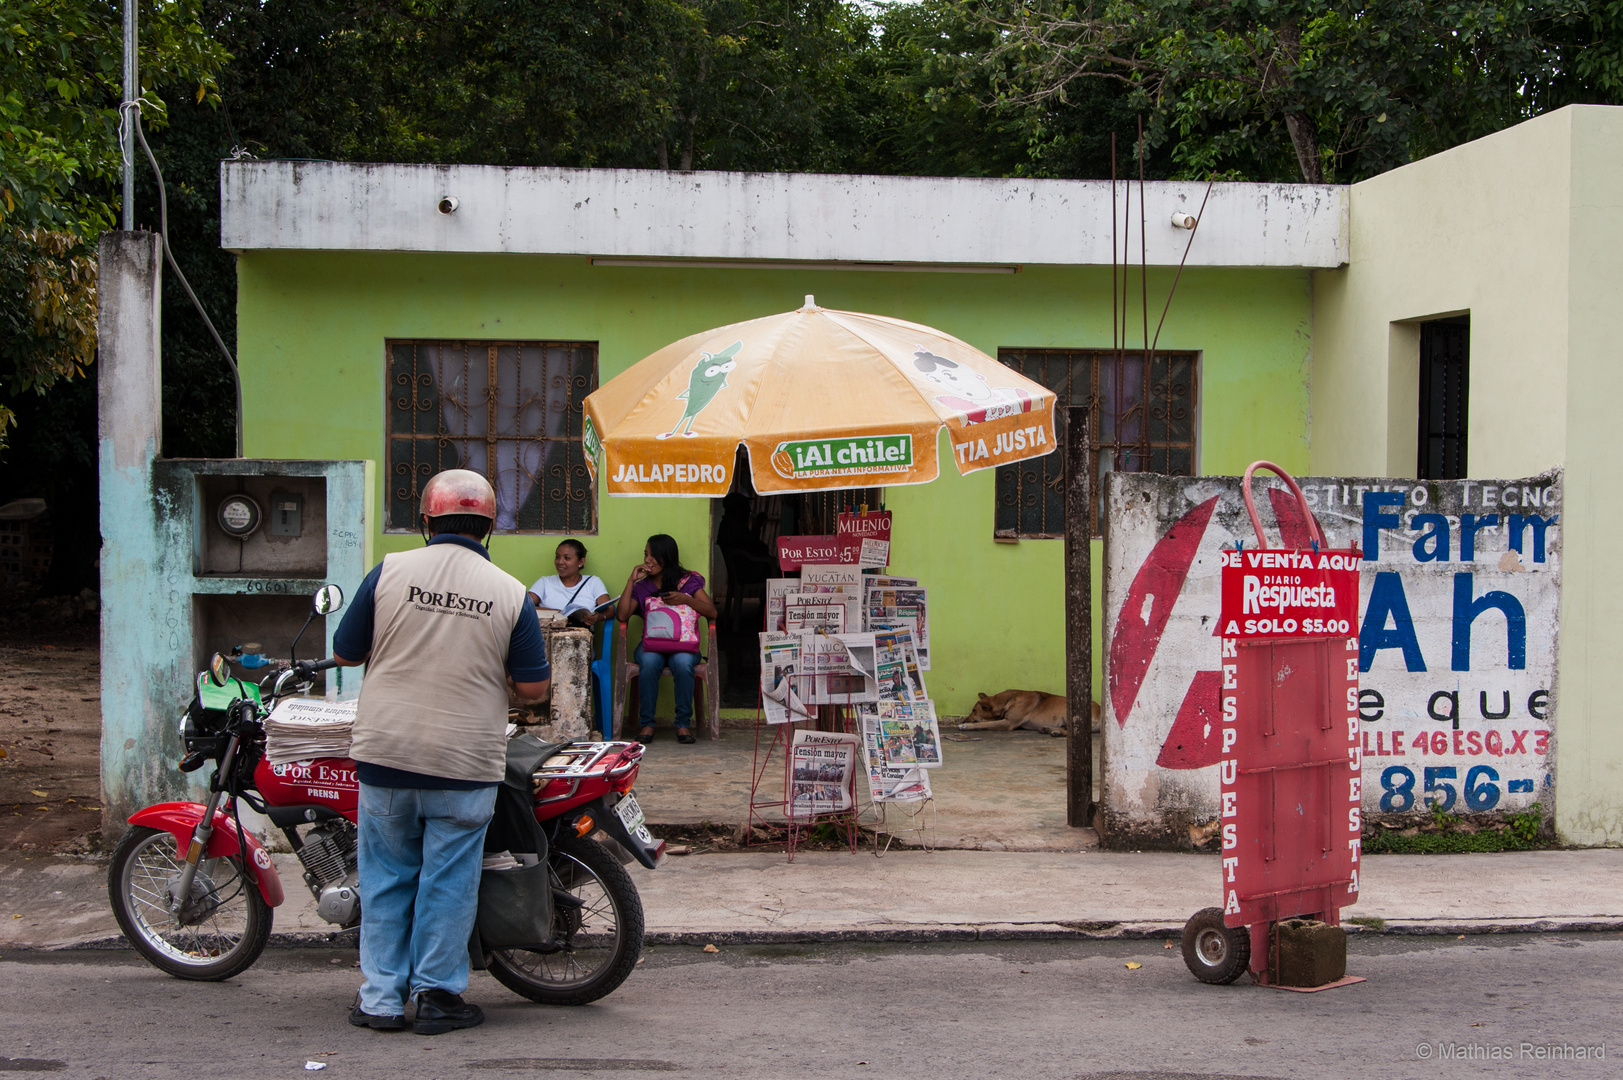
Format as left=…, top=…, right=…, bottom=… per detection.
left=104, top=455, right=373, bottom=824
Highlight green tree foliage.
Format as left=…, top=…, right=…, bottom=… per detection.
left=853, top=0, right=1153, bottom=178
left=190, top=0, right=879, bottom=173
left=0, top=0, right=226, bottom=449
left=970, top=0, right=1621, bottom=183
left=1574, top=1, right=1623, bottom=98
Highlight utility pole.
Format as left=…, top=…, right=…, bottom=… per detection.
left=1064, top=406, right=1093, bottom=828
left=121, top=0, right=137, bottom=230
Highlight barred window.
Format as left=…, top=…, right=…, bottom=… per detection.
left=1417, top=317, right=1469, bottom=480
left=994, top=349, right=1198, bottom=538
left=388, top=341, right=597, bottom=533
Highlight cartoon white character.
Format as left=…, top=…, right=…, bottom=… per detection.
left=911, top=348, right=1032, bottom=424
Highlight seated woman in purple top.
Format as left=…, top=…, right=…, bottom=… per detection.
left=615, top=534, right=718, bottom=744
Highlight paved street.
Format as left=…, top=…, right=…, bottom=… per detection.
left=2, top=934, right=1617, bottom=1079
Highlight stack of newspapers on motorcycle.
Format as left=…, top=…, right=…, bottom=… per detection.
left=264, top=697, right=357, bottom=764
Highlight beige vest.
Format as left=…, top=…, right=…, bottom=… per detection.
left=350, top=543, right=531, bottom=783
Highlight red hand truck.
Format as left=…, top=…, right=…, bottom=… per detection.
left=1181, top=462, right=1366, bottom=989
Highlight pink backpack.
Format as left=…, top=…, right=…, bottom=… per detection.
left=642, top=574, right=702, bottom=654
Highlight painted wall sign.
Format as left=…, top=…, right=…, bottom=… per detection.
left=1101, top=470, right=1561, bottom=848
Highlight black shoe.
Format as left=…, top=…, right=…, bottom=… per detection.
left=412, top=989, right=484, bottom=1035
left=349, top=1004, right=407, bottom=1031
left=676, top=729, right=696, bottom=744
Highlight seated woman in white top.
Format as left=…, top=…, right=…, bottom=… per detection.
left=527, top=539, right=612, bottom=626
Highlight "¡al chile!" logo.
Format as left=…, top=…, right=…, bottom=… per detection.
left=770, top=434, right=913, bottom=479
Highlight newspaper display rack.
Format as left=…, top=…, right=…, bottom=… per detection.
left=748, top=514, right=940, bottom=860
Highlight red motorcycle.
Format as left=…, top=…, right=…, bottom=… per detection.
left=108, top=585, right=662, bottom=1005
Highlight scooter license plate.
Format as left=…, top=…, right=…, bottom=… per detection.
left=614, top=792, right=646, bottom=832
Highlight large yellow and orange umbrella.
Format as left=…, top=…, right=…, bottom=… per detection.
left=583, top=298, right=1058, bottom=496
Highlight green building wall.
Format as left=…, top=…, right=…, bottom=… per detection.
left=237, top=253, right=1312, bottom=716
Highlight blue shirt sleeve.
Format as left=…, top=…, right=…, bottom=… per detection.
left=333, top=562, right=383, bottom=662
left=507, top=606, right=551, bottom=682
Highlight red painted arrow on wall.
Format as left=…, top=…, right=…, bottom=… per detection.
left=1107, top=496, right=1218, bottom=727
left=1149, top=486, right=1317, bottom=769
left=1155, top=669, right=1225, bottom=769
left=1267, top=485, right=1315, bottom=549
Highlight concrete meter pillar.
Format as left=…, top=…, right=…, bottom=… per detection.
left=96, top=233, right=372, bottom=838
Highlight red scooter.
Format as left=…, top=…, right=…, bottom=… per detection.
left=108, top=585, right=662, bottom=1005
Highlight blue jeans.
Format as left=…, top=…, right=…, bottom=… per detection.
left=356, top=783, right=498, bottom=1015
left=635, top=646, right=699, bottom=728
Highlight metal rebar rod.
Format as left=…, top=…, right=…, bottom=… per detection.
left=1139, top=119, right=1149, bottom=470
left=1150, top=177, right=1216, bottom=357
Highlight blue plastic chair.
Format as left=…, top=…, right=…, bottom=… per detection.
left=590, top=618, right=617, bottom=739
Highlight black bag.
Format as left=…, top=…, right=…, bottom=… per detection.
left=474, top=735, right=566, bottom=951
left=476, top=859, right=556, bottom=950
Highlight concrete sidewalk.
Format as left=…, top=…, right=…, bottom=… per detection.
left=3, top=847, right=1620, bottom=951
left=631, top=726, right=1095, bottom=852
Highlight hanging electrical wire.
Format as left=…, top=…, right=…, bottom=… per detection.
left=119, top=100, right=244, bottom=458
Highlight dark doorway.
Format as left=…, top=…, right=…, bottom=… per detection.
left=1418, top=317, right=1469, bottom=480
left=710, top=448, right=882, bottom=708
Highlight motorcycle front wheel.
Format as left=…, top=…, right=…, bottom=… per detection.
left=487, top=832, right=645, bottom=1006
left=108, top=825, right=273, bottom=981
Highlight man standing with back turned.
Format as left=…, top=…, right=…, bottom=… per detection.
left=332, top=469, right=550, bottom=1034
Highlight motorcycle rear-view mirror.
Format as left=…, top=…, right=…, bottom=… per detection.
left=312, top=584, right=345, bottom=615
left=208, top=652, right=231, bottom=688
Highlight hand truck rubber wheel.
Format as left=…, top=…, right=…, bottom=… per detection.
left=1181, top=907, right=1250, bottom=985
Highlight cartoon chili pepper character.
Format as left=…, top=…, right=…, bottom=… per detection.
left=660, top=340, right=742, bottom=439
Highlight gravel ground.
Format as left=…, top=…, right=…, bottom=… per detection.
left=0, top=637, right=104, bottom=851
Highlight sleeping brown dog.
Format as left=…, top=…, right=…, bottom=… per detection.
left=959, top=690, right=1101, bottom=736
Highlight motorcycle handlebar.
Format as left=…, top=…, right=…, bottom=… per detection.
left=288, top=658, right=339, bottom=681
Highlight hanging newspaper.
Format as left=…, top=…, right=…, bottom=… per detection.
left=787, top=730, right=859, bottom=819
left=863, top=575, right=917, bottom=611
left=785, top=593, right=846, bottom=634
left=866, top=586, right=930, bottom=670
left=859, top=538, right=890, bottom=568
left=859, top=709, right=931, bottom=802
left=872, top=627, right=927, bottom=702
left=799, top=567, right=863, bottom=629
left=873, top=699, right=943, bottom=769
left=759, top=632, right=810, bottom=725
left=765, top=578, right=799, bottom=633
left=800, top=631, right=880, bottom=705
left=801, top=564, right=862, bottom=587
